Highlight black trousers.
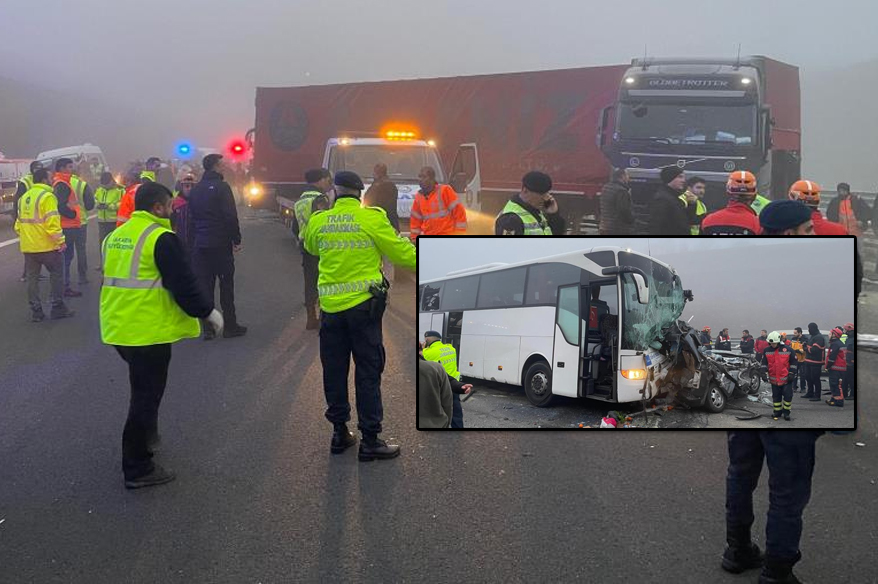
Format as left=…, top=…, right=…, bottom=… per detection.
left=319, top=301, right=385, bottom=437
left=726, top=431, right=820, bottom=563
left=97, top=222, right=115, bottom=267
left=115, top=344, right=171, bottom=480
left=803, top=362, right=822, bottom=397
left=301, top=252, right=319, bottom=307
left=193, top=246, right=237, bottom=326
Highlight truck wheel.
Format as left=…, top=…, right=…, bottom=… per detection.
left=705, top=381, right=727, bottom=413
left=524, top=361, right=554, bottom=407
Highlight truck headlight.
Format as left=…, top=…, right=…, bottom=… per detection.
left=248, top=185, right=261, bottom=197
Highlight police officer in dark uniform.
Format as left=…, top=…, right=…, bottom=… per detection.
left=723, top=430, right=823, bottom=584
left=303, top=171, right=417, bottom=461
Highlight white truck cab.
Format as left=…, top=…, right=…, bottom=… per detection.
left=322, top=134, right=444, bottom=221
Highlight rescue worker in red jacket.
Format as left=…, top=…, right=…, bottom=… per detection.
left=787, top=180, right=848, bottom=235
left=760, top=331, right=797, bottom=421
left=754, top=329, right=770, bottom=357
left=701, top=171, right=761, bottom=235
left=825, top=327, right=847, bottom=407
left=117, top=157, right=161, bottom=227
left=409, top=166, right=466, bottom=239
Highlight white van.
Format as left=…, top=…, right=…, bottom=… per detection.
left=36, top=144, right=108, bottom=184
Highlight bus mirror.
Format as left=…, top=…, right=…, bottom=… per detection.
left=632, top=273, right=649, bottom=305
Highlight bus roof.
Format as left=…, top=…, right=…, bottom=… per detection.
left=420, top=246, right=676, bottom=285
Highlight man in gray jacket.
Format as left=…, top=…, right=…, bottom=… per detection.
left=418, top=346, right=453, bottom=429
left=599, top=169, right=634, bottom=235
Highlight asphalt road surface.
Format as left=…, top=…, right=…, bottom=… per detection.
left=0, top=210, right=875, bottom=583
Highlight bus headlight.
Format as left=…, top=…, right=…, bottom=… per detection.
left=621, top=369, right=647, bottom=380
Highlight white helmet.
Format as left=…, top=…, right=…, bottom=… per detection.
left=767, top=331, right=781, bottom=344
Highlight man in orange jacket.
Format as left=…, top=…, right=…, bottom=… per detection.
left=409, top=166, right=466, bottom=240
left=117, top=157, right=161, bottom=227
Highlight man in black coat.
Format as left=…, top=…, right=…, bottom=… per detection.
left=363, top=163, right=399, bottom=232
left=649, top=166, right=696, bottom=235
left=826, top=182, right=870, bottom=233
left=187, top=154, right=247, bottom=339
left=599, top=168, right=634, bottom=235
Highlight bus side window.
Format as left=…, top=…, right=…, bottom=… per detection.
left=422, top=284, right=442, bottom=312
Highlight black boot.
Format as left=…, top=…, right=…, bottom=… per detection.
left=358, top=436, right=401, bottom=461
left=758, top=553, right=802, bottom=584
left=783, top=411, right=791, bottom=421
left=223, top=324, right=248, bottom=338
left=124, top=465, right=176, bottom=490
left=330, top=424, right=356, bottom=454
left=722, top=542, right=765, bottom=574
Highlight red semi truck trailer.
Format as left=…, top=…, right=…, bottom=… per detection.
left=250, top=56, right=799, bottom=234
left=250, top=65, right=628, bottom=232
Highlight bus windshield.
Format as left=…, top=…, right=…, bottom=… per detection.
left=619, top=252, right=686, bottom=351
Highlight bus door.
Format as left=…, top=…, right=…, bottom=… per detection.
left=552, top=284, right=581, bottom=398
left=582, top=280, right=619, bottom=398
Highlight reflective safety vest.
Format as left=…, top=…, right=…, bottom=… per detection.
left=15, top=184, right=65, bottom=253
left=71, top=175, right=89, bottom=225
left=410, top=184, right=467, bottom=239
left=791, top=339, right=806, bottom=362
left=751, top=194, right=771, bottom=216
left=100, top=211, right=201, bottom=346
left=679, top=193, right=707, bottom=235
left=54, top=174, right=82, bottom=229
left=838, top=199, right=863, bottom=237
left=294, top=190, right=324, bottom=241
left=423, top=341, right=461, bottom=381
left=95, top=185, right=124, bottom=222
left=302, top=197, right=417, bottom=313
left=840, top=334, right=848, bottom=345
left=117, top=172, right=156, bottom=227
left=497, top=200, right=553, bottom=235
left=764, top=344, right=794, bottom=386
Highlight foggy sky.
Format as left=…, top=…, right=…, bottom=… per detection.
left=418, top=238, right=855, bottom=332
left=3, top=0, right=878, bottom=187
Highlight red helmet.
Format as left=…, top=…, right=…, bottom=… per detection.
left=702, top=326, right=711, bottom=332
left=789, top=180, right=821, bottom=206
left=830, top=327, right=844, bottom=339
left=844, top=323, right=854, bottom=332
left=726, top=171, right=757, bottom=195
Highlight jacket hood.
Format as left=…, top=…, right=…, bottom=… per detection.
left=202, top=170, right=224, bottom=181
left=808, top=322, right=820, bottom=335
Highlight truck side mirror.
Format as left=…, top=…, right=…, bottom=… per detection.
left=596, top=104, right=615, bottom=149
left=761, top=108, right=773, bottom=153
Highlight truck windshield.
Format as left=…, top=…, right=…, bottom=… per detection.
left=618, top=103, right=756, bottom=146
left=618, top=252, right=686, bottom=351
left=328, top=145, right=444, bottom=182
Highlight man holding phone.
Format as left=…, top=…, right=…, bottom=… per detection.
left=494, top=171, right=566, bottom=235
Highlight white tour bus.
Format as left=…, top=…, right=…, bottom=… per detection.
left=418, top=247, right=688, bottom=406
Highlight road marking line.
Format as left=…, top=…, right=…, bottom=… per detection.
left=1, top=213, right=97, bottom=250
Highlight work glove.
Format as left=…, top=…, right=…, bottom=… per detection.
left=203, top=308, right=224, bottom=337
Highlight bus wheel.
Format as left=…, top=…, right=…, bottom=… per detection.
left=524, top=361, right=554, bottom=407
left=705, top=381, right=727, bottom=413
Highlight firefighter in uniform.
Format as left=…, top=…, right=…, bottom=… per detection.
left=723, top=430, right=823, bottom=584
left=292, top=168, right=332, bottom=329
left=701, top=171, right=761, bottom=235
left=423, top=331, right=464, bottom=428
left=495, top=171, right=565, bottom=235
left=825, top=327, right=847, bottom=407
left=759, top=331, right=797, bottom=421
left=303, top=170, right=417, bottom=461
left=101, top=182, right=222, bottom=488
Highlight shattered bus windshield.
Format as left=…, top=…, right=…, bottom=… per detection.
left=619, top=252, right=685, bottom=351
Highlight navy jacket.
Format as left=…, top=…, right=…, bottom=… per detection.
left=188, top=170, right=242, bottom=249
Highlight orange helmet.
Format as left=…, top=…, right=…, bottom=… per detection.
left=726, top=171, right=757, bottom=195
left=788, top=179, right=821, bottom=206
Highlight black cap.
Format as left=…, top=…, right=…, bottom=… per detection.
left=759, top=200, right=812, bottom=231
left=334, top=170, right=364, bottom=191
left=660, top=166, right=684, bottom=184
left=424, top=330, right=442, bottom=339
left=522, top=171, right=552, bottom=194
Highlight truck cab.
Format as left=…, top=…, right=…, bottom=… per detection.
left=598, top=57, right=800, bottom=215
left=323, top=134, right=444, bottom=225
